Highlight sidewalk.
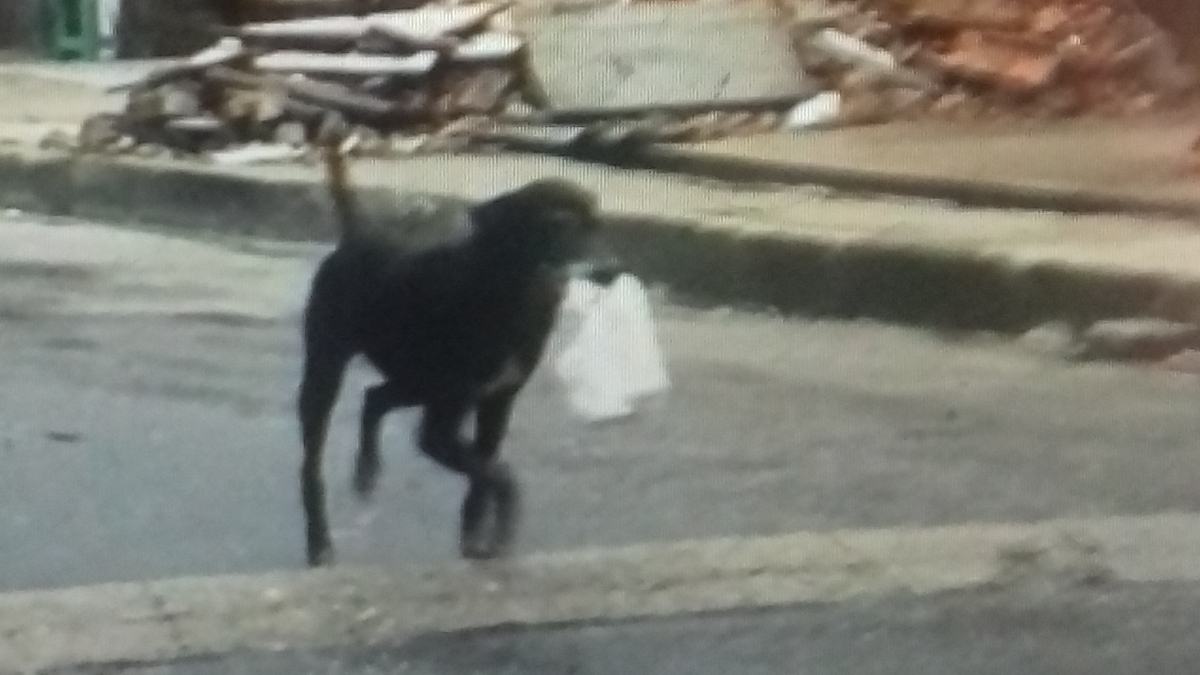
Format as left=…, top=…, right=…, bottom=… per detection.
left=489, top=114, right=1200, bottom=217
left=42, top=583, right=1200, bottom=675
left=656, top=117, right=1200, bottom=216
left=3, top=62, right=1200, bottom=333
left=8, top=512, right=1200, bottom=673
left=689, top=118, right=1200, bottom=202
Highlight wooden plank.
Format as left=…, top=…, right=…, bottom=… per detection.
left=253, top=50, right=438, bottom=75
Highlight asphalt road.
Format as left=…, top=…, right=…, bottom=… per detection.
left=2, top=213, right=1200, bottom=595
left=48, top=580, right=1200, bottom=675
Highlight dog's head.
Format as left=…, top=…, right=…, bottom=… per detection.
left=471, top=178, right=622, bottom=285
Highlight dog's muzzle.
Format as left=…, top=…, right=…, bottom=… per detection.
left=566, top=259, right=624, bottom=287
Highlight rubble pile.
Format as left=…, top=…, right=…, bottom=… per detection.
left=77, top=1, right=532, bottom=161
left=67, top=0, right=1200, bottom=162
left=796, top=0, right=1197, bottom=123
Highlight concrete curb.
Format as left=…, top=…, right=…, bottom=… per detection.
left=1, top=149, right=1199, bottom=333
left=481, top=127, right=1200, bottom=220
left=4, top=512, right=1200, bottom=674
left=633, top=147, right=1200, bottom=219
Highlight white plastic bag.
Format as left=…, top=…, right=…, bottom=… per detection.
left=552, top=274, right=670, bottom=422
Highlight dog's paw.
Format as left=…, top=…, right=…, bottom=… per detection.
left=489, top=463, right=523, bottom=552
left=458, top=463, right=522, bottom=561
left=307, top=545, right=336, bottom=568
left=459, top=493, right=498, bottom=560
left=459, top=531, right=504, bottom=560
left=352, top=460, right=380, bottom=501
left=459, top=541, right=492, bottom=560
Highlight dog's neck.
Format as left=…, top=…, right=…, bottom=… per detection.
left=467, top=239, right=558, bottom=291
left=466, top=204, right=554, bottom=286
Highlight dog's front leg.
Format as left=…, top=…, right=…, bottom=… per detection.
left=417, top=397, right=518, bottom=559
left=463, top=391, right=521, bottom=559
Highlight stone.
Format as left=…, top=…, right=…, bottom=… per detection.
left=1018, top=321, right=1078, bottom=358
left=273, top=121, right=310, bottom=148
left=38, top=129, right=76, bottom=152
left=1074, top=318, right=1200, bottom=362
left=522, top=1, right=812, bottom=111
left=1158, top=349, right=1200, bottom=375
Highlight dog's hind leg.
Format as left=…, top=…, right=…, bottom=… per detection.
left=354, top=382, right=409, bottom=500
left=298, top=349, right=350, bottom=567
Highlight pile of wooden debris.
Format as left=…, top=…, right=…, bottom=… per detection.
left=70, top=0, right=1200, bottom=162
left=794, top=0, right=1197, bottom=124
left=78, top=1, right=530, bottom=161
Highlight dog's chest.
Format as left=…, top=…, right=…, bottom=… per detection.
left=476, top=357, right=526, bottom=396
left=359, top=276, right=562, bottom=395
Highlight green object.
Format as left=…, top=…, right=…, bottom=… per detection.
left=39, top=0, right=101, bottom=61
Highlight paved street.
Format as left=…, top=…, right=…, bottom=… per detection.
left=2, top=211, right=1200, bottom=673
left=3, top=212, right=1200, bottom=592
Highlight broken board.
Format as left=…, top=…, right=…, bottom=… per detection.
left=522, top=1, right=813, bottom=112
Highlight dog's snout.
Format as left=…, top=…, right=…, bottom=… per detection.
left=585, top=262, right=623, bottom=286
left=564, top=256, right=623, bottom=286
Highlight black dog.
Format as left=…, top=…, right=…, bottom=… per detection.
left=297, top=140, right=620, bottom=567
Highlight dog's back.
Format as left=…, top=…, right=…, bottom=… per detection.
left=308, top=146, right=562, bottom=400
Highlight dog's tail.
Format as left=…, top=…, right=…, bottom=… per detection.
left=321, top=134, right=360, bottom=240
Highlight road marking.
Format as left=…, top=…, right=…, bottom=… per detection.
left=4, top=512, right=1200, bottom=673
